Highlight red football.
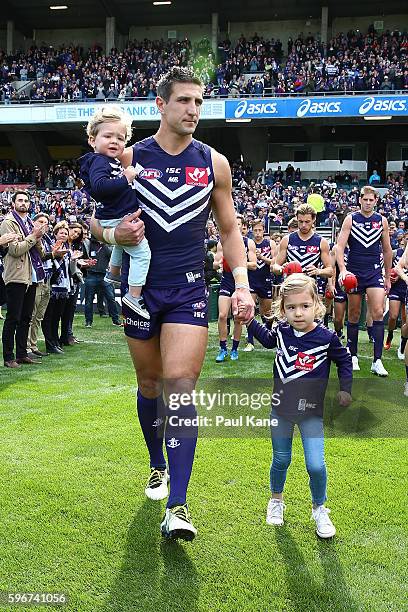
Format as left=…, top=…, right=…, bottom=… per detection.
left=325, top=288, right=334, bottom=300
left=390, top=268, right=399, bottom=284
left=341, top=272, right=358, bottom=293
left=282, top=261, right=302, bottom=278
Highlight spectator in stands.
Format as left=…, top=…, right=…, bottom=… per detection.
left=82, top=236, right=121, bottom=328
left=27, top=212, right=60, bottom=358
left=41, top=221, right=72, bottom=354
left=369, top=170, right=381, bottom=185
left=1, top=190, right=47, bottom=368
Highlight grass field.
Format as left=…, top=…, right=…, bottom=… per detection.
left=0, top=315, right=407, bottom=612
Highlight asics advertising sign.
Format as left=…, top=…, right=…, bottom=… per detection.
left=295, top=98, right=342, bottom=117
left=357, top=96, right=407, bottom=115
left=232, top=99, right=279, bottom=118
left=225, top=95, right=408, bottom=120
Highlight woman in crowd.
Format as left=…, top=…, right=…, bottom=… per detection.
left=41, top=222, right=81, bottom=354
left=60, top=222, right=85, bottom=346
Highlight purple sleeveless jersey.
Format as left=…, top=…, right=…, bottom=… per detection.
left=389, top=247, right=406, bottom=302
left=131, top=136, right=213, bottom=288
left=249, top=238, right=272, bottom=298
left=347, top=211, right=384, bottom=291
left=287, top=232, right=322, bottom=269
left=219, top=236, right=248, bottom=298
left=122, top=137, right=214, bottom=340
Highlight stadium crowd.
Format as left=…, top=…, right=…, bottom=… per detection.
left=1, top=158, right=407, bottom=229
left=0, top=26, right=407, bottom=103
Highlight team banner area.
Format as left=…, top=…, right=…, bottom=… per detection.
left=1, top=95, right=408, bottom=124
left=161, top=378, right=408, bottom=438
left=0, top=99, right=225, bottom=124
left=226, top=95, right=408, bottom=119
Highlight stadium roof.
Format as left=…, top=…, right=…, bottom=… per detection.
left=2, top=0, right=407, bottom=38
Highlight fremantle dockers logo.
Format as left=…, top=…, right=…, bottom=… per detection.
left=186, top=167, right=208, bottom=187
left=295, top=352, right=316, bottom=371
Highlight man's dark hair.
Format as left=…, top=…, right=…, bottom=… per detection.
left=12, top=190, right=30, bottom=203
left=156, top=67, right=202, bottom=102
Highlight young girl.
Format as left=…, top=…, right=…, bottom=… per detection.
left=79, top=105, right=151, bottom=319
left=247, top=274, right=352, bottom=538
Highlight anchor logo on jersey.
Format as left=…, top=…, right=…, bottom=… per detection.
left=167, top=437, right=181, bottom=448
left=186, top=167, right=208, bottom=187
left=295, top=352, right=317, bottom=371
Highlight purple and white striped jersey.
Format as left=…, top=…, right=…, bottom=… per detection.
left=132, top=137, right=214, bottom=288
left=287, top=232, right=323, bottom=269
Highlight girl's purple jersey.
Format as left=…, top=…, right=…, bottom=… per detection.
left=132, top=137, right=214, bottom=288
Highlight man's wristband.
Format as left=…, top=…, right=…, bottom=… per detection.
left=232, top=265, right=249, bottom=288
left=102, top=228, right=117, bottom=245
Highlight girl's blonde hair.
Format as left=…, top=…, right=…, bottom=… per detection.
left=86, top=105, right=133, bottom=142
left=272, top=273, right=326, bottom=320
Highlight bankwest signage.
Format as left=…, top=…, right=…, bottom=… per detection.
left=0, top=99, right=225, bottom=124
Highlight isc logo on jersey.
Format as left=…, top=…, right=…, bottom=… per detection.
left=186, top=167, right=208, bottom=187
left=139, top=168, right=163, bottom=180
left=295, top=352, right=316, bottom=371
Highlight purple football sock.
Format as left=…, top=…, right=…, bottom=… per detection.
left=137, top=390, right=166, bottom=469
left=247, top=326, right=254, bottom=345
left=372, top=320, right=384, bottom=361
left=232, top=339, right=240, bottom=351
left=165, top=403, right=198, bottom=508
left=346, top=321, right=359, bottom=357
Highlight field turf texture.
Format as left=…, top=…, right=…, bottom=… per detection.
left=0, top=316, right=407, bottom=612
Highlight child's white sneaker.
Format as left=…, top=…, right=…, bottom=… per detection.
left=122, top=293, right=150, bottom=319
left=266, top=498, right=285, bottom=526
left=312, top=505, right=336, bottom=538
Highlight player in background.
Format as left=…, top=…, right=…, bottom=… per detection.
left=214, top=215, right=257, bottom=361
left=271, top=204, right=333, bottom=301
left=385, top=237, right=407, bottom=359
left=246, top=274, right=352, bottom=537
left=336, top=186, right=392, bottom=376
left=244, top=218, right=277, bottom=351
left=331, top=243, right=348, bottom=339
left=393, top=242, right=408, bottom=394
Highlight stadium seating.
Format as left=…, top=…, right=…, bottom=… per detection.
left=1, top=26, right=407, bottom=103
